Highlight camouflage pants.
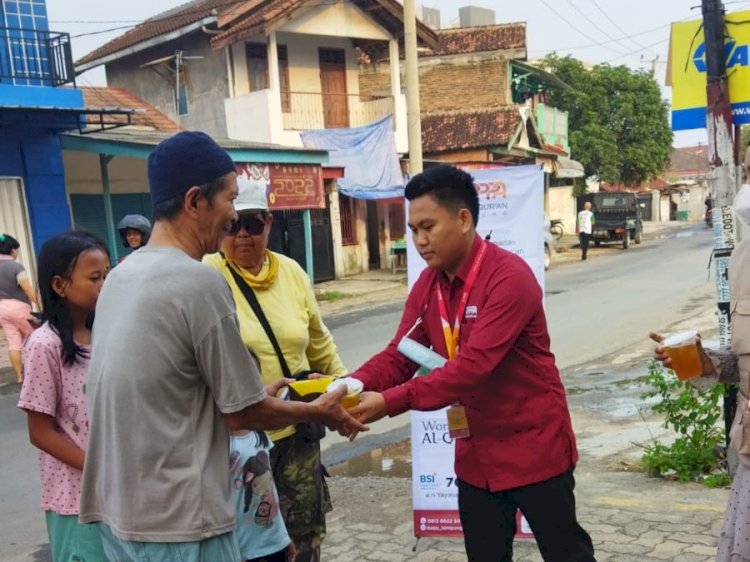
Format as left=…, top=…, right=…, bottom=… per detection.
left=270, top=431, right=332, bottom=562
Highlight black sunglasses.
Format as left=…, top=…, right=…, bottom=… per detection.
left=228, top=213, right=268, bottom=236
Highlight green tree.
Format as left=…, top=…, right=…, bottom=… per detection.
left=542, top=55, right=673, bottom=187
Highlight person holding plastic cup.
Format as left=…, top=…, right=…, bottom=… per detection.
left=651, top=146, right=750, bottom=562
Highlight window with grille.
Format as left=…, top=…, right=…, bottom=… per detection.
left=339, top=194, right=357, bottom=245
left=246, top=43, right=290, bottom=112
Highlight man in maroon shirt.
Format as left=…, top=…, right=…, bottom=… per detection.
left=349, top=165, right=595, bottom=561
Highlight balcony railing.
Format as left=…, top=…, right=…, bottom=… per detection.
left=0, top=27, right=75, bottom=87
left=282, top=92, right=394, bottom=130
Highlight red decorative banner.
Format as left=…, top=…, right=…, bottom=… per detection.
left=235, top=163, right=325, bottom=210
left=269, top=164, right=325, bottom=210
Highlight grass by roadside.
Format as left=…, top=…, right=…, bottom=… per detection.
left=316, top=290, right=353, bottom=303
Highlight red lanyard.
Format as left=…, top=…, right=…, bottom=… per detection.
left=435, top=240, right=488, bottom=360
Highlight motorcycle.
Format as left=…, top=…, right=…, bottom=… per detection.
left=705, top=207, right=713, bottom=227
left=549, top=218, right=565, bottom=240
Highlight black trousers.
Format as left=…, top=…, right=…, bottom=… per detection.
left=579, top=233, right=591, bottom=260
left=457, top=468, right=596, bottom=562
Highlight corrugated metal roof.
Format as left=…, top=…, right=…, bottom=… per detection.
left=63, top=128, right=325, bottom=152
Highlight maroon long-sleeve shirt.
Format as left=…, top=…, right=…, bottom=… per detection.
left=351, top=235, right=578, bottom=491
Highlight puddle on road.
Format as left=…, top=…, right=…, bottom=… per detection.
left=329, top=438, right=412, bottom=478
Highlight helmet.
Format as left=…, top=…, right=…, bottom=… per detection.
left=117, top=214, right=152, bottom=248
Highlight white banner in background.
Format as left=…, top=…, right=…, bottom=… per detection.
left=407, top=165, right=544, bottom=538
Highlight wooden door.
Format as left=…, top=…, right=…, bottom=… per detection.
left=319, top=48, right=349, bottom=128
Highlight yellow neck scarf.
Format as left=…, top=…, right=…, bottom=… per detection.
left=226, top=249, right=279, bottom=290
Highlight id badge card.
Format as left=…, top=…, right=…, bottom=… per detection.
left=447, top=404, right=470, bottom=439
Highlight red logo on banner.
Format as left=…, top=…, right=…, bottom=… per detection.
left=475, top=180, right=507, bottom=199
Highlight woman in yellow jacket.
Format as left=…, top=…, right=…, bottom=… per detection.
left=205, top=177, right=346, bottom=562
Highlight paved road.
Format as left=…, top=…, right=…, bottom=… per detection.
left=328, top=223, right=715, bottom=374
left=0, top=224, right=717, bottom=561
left=545, top=224, right=714, bottom=369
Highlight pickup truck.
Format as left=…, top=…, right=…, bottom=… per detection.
left=581, top=192, right=643, bottom=249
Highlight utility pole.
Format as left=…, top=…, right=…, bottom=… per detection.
left=175, top=50, right=183, bottom=127
left=403, top=0, right=423, bottom=175
left=702, top=0, right=738, bottom=458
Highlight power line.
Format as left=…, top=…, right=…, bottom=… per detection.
left=526, top=22, right=672, bottom=54
left=590, top=0, right=651, bottom=53
left=566, top=0, right=621, bottom=44
left=62, top=0, right=388, bottom=40
left=538, top=0, right=629, bottom=56
left=602, top=37, right=670, bottom=65
left=71, top=26, right=139, bottom=39
left=49, top=20, right=143, bottom=24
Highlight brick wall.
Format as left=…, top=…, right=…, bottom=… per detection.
left=359, top=63, right=391, bottom=97
left=359, top=55, right=511, bottom=114
left=420, top=59, right=508, bottom=113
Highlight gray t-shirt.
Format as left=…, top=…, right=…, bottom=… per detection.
left=0, top=259, right=29, bottom=303
left=79, top=247, right=267, bottom=542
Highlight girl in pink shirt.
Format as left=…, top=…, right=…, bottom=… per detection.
left=18, top=231, right=110, bottom=562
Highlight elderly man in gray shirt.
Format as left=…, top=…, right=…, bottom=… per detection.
left=80, top=131, right=365, bottom=562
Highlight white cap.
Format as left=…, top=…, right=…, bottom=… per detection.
left=235, top=172, right=269, bottom=212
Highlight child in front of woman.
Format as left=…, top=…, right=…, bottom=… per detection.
left=231, top=428, right=296, bottom=562
left=17, top=231, right=110, bottom=561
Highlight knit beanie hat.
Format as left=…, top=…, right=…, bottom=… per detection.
left=148, top=131, right=235, bottom=205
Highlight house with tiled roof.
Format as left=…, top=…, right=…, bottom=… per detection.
left=74, top=0, right=438, bottom=279
left=359, top=18, right=579, bottom=229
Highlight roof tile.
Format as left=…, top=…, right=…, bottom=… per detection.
left=80, top=87, right=181, bottom=132
left=75, top=0, right=229, bottom=67
left=669, top=146, right=709, bottom=174
left=424, top=23, right=526, bottom=57
left=421, top=108, right=520, bottom=154
left=211, top=0, right=293, bottom=45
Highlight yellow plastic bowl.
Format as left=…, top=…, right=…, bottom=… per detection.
left=277, top=377, right=335, bottom=402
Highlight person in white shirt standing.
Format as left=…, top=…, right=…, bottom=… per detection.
left=577, top=202, right=595, bottom=261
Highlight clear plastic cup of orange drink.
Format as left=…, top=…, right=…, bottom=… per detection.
left=662, top=330, right=702, bottom=381
left=326, top=378, right=363, bottom=410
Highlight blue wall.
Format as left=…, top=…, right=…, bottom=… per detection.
left=0, top=124, right=72, bottom=253
left=0, top=83, right=83, bottom=108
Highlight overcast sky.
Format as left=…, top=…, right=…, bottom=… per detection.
left=47, top=0, right=750, bottom=147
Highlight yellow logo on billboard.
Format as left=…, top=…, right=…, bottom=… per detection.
left=670, top=11, right=750, bottom=130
